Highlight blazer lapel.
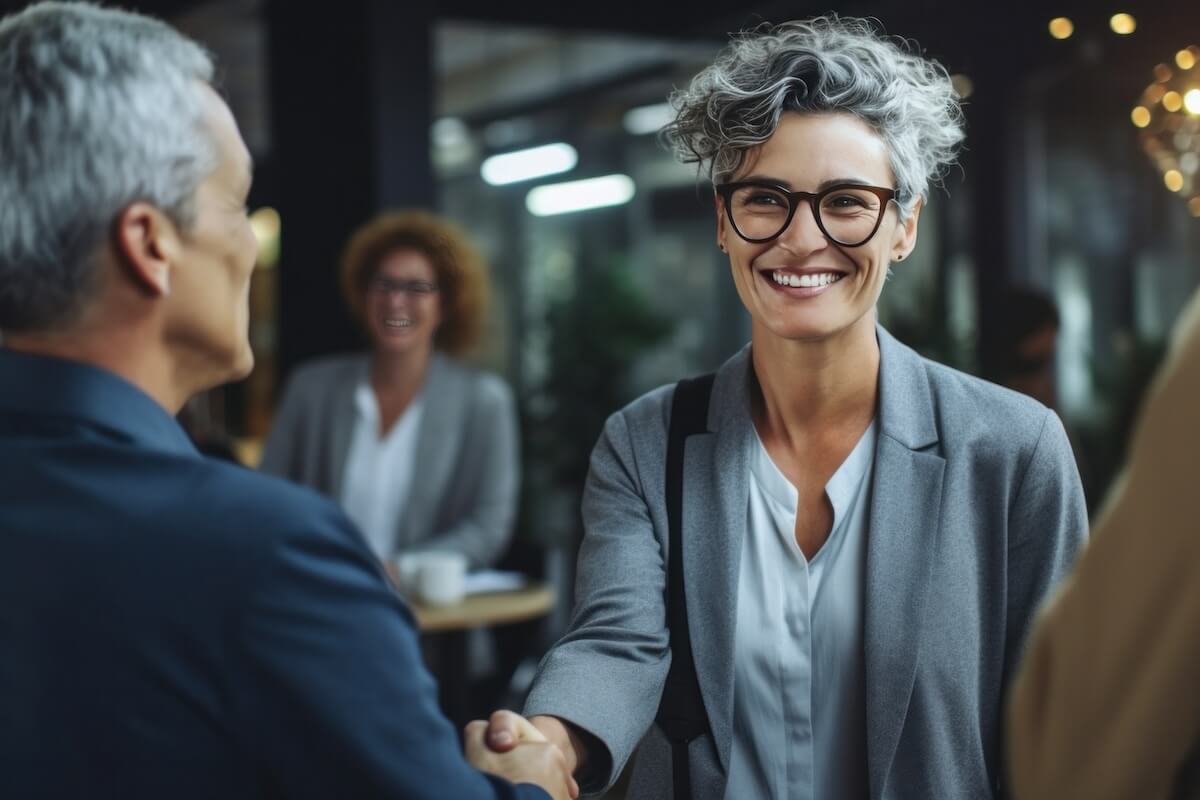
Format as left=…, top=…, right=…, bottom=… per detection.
left=325, top=357, right=367, bottom=495
left=393, top=355, right=461, bottom=550
left=864, top=326, right=946, bottom=797
left=680, top=348, right=754, bottom=774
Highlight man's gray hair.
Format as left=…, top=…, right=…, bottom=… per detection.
left=0, top=1, right=216, bottom=333
left=662, top=16, right=965, bottom=216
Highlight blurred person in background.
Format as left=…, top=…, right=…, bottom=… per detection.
left=484, top=16, right=1087, bottom=800
left=987, top=285, right=1094, bottom=502
left=988, top=286, right=1061, bottom=410
left=261, top=210, right=519, bottom=572
left=0, top=3, right=566, bottom=798
left=1008, top=287, right=1200, bottom=800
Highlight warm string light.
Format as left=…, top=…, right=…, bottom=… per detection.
left=1053, top=14, right=1138, bottom=39
left=1110, top=13, right=1137, bottom=35
left=1135, top=46, right=1200, bottom=213
left=1048, top=17, right=1074, bottom=40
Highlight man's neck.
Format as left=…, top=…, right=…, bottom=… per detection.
left=5, top=329, right=191, bottom=414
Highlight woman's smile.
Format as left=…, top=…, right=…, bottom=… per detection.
left=761, top=267, right=850, bottom=298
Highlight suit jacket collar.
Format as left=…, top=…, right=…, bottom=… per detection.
left=698, top=324, right=937, bottom=445
left=875, top=324, right=939, bottom=450
left=0, top=348, right=198, bottom=457
left=681, top=324, right=945, bottom=794
left=863, top=325, right=945, bottom=797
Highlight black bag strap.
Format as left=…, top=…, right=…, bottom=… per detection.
left=654, top=372, right=716, bottom=800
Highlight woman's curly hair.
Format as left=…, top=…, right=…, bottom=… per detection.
left=661, top=16, right=965, bottom=215
left=340, top=210, right=489, bottom=356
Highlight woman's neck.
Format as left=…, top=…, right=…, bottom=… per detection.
left=750, top=314, right=880, bottom=447
left=370, top=346, right=432, bottom=404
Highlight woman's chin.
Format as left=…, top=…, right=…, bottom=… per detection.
left=757, top=312, right=844, bottom=343
left=371, top=330, right=430, bottom=356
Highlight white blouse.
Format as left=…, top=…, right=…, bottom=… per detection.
left=726, top=420, right=878, bottom=800
left=338, top=381, right=424, bottom=561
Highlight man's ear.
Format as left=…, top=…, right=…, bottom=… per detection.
left=113, top=202, right=181, bottom=297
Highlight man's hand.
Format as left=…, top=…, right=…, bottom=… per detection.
left=481, top=711, right=589, bottom=788
left=465, top=711, right=579, bottom=800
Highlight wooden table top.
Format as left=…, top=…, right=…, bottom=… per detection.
left=411, top=583, right=556, bottom=633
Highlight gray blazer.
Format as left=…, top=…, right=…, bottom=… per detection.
left=259, top=353, right=519, bottom=569
left=525, top=326, right=1088, bottom=799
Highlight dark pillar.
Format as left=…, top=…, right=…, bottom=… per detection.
left=265, top=0, right=435, bottom=378
left=965, top=67, right=1021, bottom=379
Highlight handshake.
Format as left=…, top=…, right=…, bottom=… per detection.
left=464, top=712, right=587, bottom=800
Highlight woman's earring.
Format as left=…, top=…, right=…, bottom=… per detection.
left=895, top=253, right=905, bottom=261
left=718, top=243, right=726, bottom=252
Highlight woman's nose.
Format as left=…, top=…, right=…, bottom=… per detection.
left=775, top=199, right=829, bottom=253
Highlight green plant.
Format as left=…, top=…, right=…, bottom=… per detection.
left=519, top=255, right=675, bottom=547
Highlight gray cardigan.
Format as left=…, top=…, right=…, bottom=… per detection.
left=525, top=326, right=1088, bottom=799
left=259, top=353, right=519, bottom=569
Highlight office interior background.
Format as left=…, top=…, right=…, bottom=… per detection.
left=9, top=0, right=1199, bottom=748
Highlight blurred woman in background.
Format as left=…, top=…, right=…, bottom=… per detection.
left=261, top=210, right=519, bottom=571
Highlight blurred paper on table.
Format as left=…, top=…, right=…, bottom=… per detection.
left=463, top=570, right=528, bottom=595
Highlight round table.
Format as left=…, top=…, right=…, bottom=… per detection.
left=412, top=583, right=556, bottom=632
left=409, top=583, right=557, bottom=729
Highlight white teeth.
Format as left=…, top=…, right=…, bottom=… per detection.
left=384, top=319, right=413, bottom=328
left=771, top=270, right=842, bottom=288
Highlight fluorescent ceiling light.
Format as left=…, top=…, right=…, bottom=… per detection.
left=526, top=174, right=636, bottom=217
left=481, top=143, right=577, bottom=186
left=623, top=102, right=674, bottom=135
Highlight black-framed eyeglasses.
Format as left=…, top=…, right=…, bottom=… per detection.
left=715, top=181, right=898, bottom=247
left=367, top=277, right=439, bottom=297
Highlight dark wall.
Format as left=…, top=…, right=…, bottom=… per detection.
left=265, top=0, right=436, bottom=379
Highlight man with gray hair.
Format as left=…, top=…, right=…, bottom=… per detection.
left=0, top=4, right=572, bottom=799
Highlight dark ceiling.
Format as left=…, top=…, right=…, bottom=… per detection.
left=2, top=0, right=1198, bottom=117
left=4, top=0, right=1198, bottom=80
left=4, top=0, right=1197, bottom=42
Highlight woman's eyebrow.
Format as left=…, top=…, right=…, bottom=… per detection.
left=734, top=175, right=879, bottom=190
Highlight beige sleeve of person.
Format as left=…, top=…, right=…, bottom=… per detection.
left=1008, top=289, right=1200, bottom=800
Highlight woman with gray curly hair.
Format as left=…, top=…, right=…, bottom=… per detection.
left=487, top=16, right=1087, bottom=800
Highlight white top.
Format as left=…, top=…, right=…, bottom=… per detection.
left=725, top=419, right=878, bottom=800
left=338, top=381, right=424, bottom=561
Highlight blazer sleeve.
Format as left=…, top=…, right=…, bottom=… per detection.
left=258, top=368, right=311, bottom=480
left=234, top=500, right=549, bottom=800
left=1008, top=292, right=1200, bottom=800
left=993, top=409, right=1088, bottom=799
left=1003, top=408, right=1090, bottom=681
left=523, top=405, right=672, bottom=795
left=404, top=375, right=520, bottom=569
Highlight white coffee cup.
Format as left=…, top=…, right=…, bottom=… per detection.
left=413, top=551, right=467, bottom=607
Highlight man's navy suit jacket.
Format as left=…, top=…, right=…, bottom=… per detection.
left=0, top=350, right=548, bottom=800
